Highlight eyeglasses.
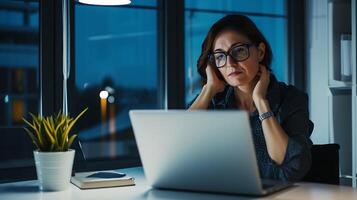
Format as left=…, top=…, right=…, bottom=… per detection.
left=208, top=43, right=255, bottom=68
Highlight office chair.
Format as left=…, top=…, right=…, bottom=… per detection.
left=302, top=143, right=340, bottom=185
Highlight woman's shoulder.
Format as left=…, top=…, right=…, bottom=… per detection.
left=273, top=77, right=313, bottom=136
left=272, top=80, right=309, bottom=117
left=268, top=75, right=308, bottom=110
left=277, top=81, right=308, bottom=103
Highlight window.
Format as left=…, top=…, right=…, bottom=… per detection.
left=1, top=0, right=295, bottom=182
left=0, top=0, right=39, bottom=171
left=72, top=0, right=158, bottom=161
left=184, top=0, right=288, bottom=104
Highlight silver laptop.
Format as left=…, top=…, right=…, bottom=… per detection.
left=129, top=110, right=292, bottom=196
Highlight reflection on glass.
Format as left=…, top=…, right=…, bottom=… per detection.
left=0, top=0, right=39, bottom=170
left=185, top=0, right=286, bottom=15
left=0, top=1, right=39, bottom=127
left=74, top=3, right=158, bottom=161
left=184, top=0, right=287, bottom=105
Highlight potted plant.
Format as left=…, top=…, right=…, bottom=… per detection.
left=22, top=108, right=87, bottom=191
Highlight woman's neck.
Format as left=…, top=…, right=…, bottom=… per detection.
left=234, top=76, right=259, bottom=112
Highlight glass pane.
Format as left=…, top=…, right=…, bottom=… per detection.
left=74, top=3, right=158, bottom=161
left=185, top=1, right=287, bottom=105
left=185, top=0, right=286, bottom=16
left=0, top=0, right=39, bottom=169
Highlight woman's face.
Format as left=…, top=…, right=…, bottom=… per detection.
left=212, top=29, right=266, bottom=87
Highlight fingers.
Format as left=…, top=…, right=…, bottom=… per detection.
left=205, top=64, right=213, bottom=78
left=206, top=64, right=218, bottom=79
left=205, top=64, right=213, bottom=73
left=257, top=70, right=262, bottom=76
left=259, top=64, right=270, bottom=78
left=259, top=64, right=266, bottom=73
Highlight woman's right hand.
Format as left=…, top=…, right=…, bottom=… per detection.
left=205, top=64, right=226, bottom=96
left=188, top=65, right=226, bottom=110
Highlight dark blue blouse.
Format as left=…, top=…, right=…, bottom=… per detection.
left=188, top=75, right=313, bottom=182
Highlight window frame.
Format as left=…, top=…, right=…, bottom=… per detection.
left=287, top=0, right=306, bottom=91
left=0, top=0, right=62, bottom=183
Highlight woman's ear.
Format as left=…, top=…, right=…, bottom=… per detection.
left=257, top=42, right=266, bottom=62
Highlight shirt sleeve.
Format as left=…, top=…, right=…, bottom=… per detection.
left=266, top=91, right=313, bottom=182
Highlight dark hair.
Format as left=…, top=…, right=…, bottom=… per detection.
left=197, top=14, right=273, bottom=84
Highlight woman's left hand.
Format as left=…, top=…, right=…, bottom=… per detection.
left=252, top=64, right=270, bottom=103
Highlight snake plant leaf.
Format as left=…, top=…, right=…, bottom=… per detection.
left=32, top=116, right=45, bottom=147
left=56, top=111, right=61, bottom=120
left=24, top=127, right=39, bottom=149
left=29, top=113, right=38, bottom=122
left=29, top=113, right=42, bottom=131
left=61, top=108, right=88, bottom=149
left=22, top=117, right=37, bottom=133
left=45, top=118, right=55, bottom=133
left=23, top=108, right=87, bottom=152
left=50, top=142, right=55, bottom=152
left=68, top=134, right=77, bottom=149
left=50, top=116, right=55, bottom=130
left=43, top=118, right=56, bottom=145
left=37, top=121, right=44, bottom=148
left=54, top=117, right=66, bottom=143
left=23, top=117, right=44, bottom=147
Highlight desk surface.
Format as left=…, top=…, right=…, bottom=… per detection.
left=1, top=167, right=357, bottom=200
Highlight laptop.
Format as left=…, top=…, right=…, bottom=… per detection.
left=129, top=110, right=292, bottom=196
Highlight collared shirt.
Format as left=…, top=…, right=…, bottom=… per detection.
left=188, top=75, right=313, bottom=182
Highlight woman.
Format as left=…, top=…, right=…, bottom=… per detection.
left=188, top=14, right=313, bottom=182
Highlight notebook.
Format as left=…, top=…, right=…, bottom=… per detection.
left=71, top=170, right=135, bottom=189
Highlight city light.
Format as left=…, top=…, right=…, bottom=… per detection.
left=99, top=90, right=109, bottom=99
left=108, top=96, right=115, bottom=103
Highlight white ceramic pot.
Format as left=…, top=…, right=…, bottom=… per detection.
left=33, top=149, right=75, bottom=191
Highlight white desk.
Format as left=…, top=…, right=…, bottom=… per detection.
left=1, top=167, right=357, bottom=200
